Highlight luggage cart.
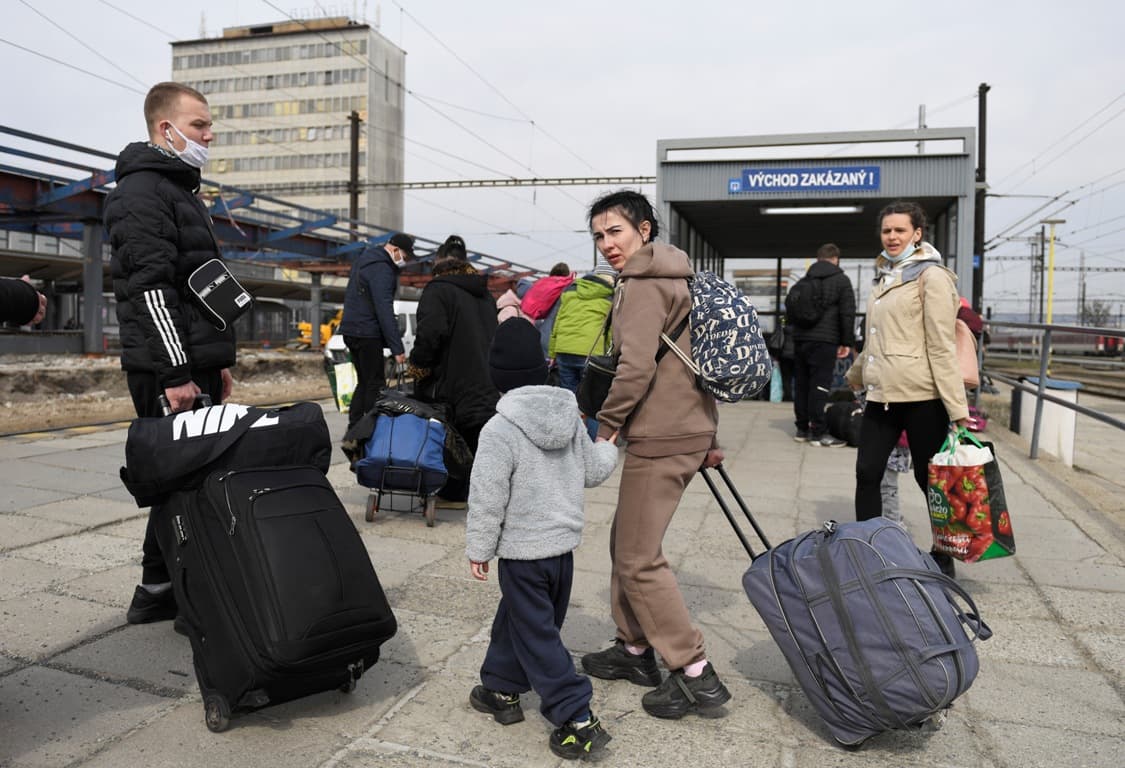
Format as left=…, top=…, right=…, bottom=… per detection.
left=354, top=395, right=449, bottom=528
left=364, top=465, right=439, bottom=527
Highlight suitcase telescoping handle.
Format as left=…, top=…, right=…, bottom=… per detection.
left=389, top=360, right=409, bottom=392
left=158, top=393, right=213, bottom=417
left=700, top=464, right=772, bottom=560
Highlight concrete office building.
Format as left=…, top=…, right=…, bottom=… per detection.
left=172, top=17, right=405, bottom=229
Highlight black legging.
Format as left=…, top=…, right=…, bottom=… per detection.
left=855, top=399, right=951, bottom=521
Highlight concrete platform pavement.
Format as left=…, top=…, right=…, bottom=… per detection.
left=0, top=400, right=1122, bottom=768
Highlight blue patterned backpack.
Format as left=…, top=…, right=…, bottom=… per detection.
left=660, top=271, right=772, bottom=402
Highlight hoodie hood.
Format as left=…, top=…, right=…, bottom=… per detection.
left=114, top=141, right=200, bottom=190
left=495, top=385, right=581, bottom=450
left=877, top=241, right=942, bottom=283
left=496, top=289, right=521, bottom=309
left=433, top=271, right=490, bottom=297
left=807, top=260, right=844, bottom=279
left=619, top=242, right=693, bottom=280
left=573, top=274, right=614, bottom=300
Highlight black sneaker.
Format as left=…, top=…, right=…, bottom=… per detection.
left=126, top=585, right=177, bottom=625
left=817, top=435, right=847, bottom=448
left=640, top=663, right=731, bottom=719
left=549, top=715, right=611, bottom=761
left=581, top=641, right=661, bottom=687
left=793, top=429, right=810, bottom=442
left=931, top=551, right=957, bottom=579
left=469, top=685, right=524, bottom=725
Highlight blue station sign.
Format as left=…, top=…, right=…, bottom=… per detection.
left=728, top=165, right=880, bottom=194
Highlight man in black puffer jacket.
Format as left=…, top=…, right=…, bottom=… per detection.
left=104, top=82, right=236, bottom=625
left=788, top=243, right=856, bottom=447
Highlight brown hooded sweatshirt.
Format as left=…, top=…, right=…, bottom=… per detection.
left=596, top=242, right=718, bottom=457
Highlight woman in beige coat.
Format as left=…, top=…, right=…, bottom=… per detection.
left=846, top=201, right=969, bottom=576
left=578, top=190, right=732, bottom=721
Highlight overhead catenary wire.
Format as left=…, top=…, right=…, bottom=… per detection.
left=388, top=0, right=601, bottom=175
left=91, top=0, right=586, bottom=244
left=261, top=0, right=593, bottom=217
left=992, top=89, right=1125, bottom=189
left=17, top=0, right=148, bottom=88
left=35, top=0, right=587, bottom=261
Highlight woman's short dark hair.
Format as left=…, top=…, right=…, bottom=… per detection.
left=587, top=190, right=660, bottom=241
left=548, top=262, right=571, bottom=277
left=878, top=201, right=927, bottom=237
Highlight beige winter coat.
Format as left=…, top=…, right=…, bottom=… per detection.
left=845, top=246, right=969, bottom=422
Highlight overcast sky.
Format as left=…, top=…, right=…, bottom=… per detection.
left=3, top=0, right=1124, bottom=319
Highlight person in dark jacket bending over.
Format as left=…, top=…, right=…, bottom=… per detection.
left=104, top=82, right=236, bottom=625
left=0, top=275, right=47, bottom=326
left=339, top=233, right=415, bottom=428
left=789, top=243, right=856, bottom=446
left=409, top=243, right=499, bottom=504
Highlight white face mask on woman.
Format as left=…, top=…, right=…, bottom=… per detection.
left=881, top=241, right=917, bottom=264
left=164, top=123, right=209, bottom=169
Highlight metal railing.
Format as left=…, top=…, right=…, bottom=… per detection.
left=982, top=321, right=1125, bottom=459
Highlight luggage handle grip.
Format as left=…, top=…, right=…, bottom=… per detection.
left=700, top=463, right=772, bottom=560
left=159, top=393, right=213, bottom=417
left=876, top=566, right=993, bottom=642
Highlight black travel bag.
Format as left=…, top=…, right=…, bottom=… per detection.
left=702, top=464, right=991, bottom=748
left=120, top=401, right=332, bottom=507
left=159, top=464, right=397, bottom=732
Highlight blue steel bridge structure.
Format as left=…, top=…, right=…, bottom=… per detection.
left=0, top=125, right=545, bottom=354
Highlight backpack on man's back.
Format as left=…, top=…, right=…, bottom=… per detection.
left=785, top=275, right=825, bottom=329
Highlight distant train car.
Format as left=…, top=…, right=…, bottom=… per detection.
left=990, top=329, right=1124, bottom=357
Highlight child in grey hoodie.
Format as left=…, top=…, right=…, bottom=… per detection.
left=466, top=318, right=619, bottom=762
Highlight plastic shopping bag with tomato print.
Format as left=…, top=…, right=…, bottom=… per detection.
left=927, top=428, right=1016, bottom=562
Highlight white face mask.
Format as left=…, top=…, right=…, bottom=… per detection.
left=882, top=241, right=918, bottom=265
left=164, top=123, right=209, bottom=169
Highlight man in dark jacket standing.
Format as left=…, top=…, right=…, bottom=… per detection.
left=339, top=233, right=414, bottom=428
left=788, top=243, right=856, bottom=446
left=104, top=82, right=236, bottom=624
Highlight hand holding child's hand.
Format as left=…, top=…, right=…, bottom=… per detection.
left=470, top=560, right=490, bottom=580
left=597, top=430, right=620, bottom=445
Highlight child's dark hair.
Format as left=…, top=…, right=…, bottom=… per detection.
left=877, top=201, right=927, bottom=237
left=548, top=262, right=570, bottom=277
left=587, top=190, right=660, bottom=241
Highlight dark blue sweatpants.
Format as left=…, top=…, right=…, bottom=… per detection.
left=480, top=553, right=592, bottom=728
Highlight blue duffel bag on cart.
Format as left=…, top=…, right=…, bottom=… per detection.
left=354, top=412, right=448, bottom=495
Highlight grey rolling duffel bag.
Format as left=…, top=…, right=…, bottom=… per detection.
left=701, top=466, right=992, bottom=748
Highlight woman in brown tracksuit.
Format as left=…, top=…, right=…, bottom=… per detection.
left=578, top=190, right=732, bottom=720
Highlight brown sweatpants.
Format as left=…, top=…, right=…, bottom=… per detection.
left=609, top=449, right=707, bottom=671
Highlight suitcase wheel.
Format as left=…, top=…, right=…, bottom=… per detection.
left=423, top=497, right=436, bottom=527
left=204, top=693, right=231, bottom=733
left=365, top=492, right=378, bottom=522
left=339, top=677, right=357, bottom=694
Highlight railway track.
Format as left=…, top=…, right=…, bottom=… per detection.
left=985, top=362, right=1125, bottom=401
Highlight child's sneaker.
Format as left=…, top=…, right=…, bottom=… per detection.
left=549, top=714, right=611, bottom=761
left=469, top=685, right=524, bottom=725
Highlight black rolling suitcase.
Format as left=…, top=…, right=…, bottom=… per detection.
left=702, top=464, right=991, bottom=748
left=161, top=465, right=396, bottom=732
left=122, top=401, right=397, bottom=732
